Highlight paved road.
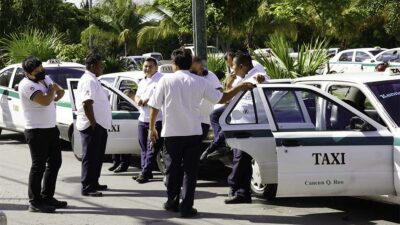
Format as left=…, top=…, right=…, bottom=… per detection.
left=0, top=130, right=399, bottom=225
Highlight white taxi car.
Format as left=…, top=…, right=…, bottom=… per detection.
left=361, top=48, right=400, bottom=72
left=0, top=60, right=85, bottom=140
left=220, top=68, right=400, bottom=200
left=327, top=48, right=385, bottom=73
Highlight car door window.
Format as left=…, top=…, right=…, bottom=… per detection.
left=264, top=88, right=375, bottom=131
left=338, top=52, right=353, bottom=62
left=0, top=68, right=14, bottom=87
left=355, top=51, right=371, bottom=62
left=227, top=90, right=268, bottom=125
left=376, top=51, right=396, bottom=62
left=328, top=85, right=385, bottom=126
left=116, top=79, right=138, bottom=111
left=12, top=68, right=25, bottom=90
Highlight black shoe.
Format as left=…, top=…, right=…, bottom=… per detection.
left=132, top=173, right=153, bottom=180
left=114, top=165, right=128, bottom=173
left=43, top=197, right=68, bottom=209
left=207, top=147, right=228, bottom=160
left=95, top=184, right=108, bottom=191
left=163, top=201, right=179, bottom=212
left=224, top=195, right=252, bottom=204
left=136, top=174, right=149, bottom=184
left=180, top=208, right=198, bottom=218
left=200, top=147, right=213, bottom=161
left=28, top=203, right=56, bottom=213
left=82, top=191, right=103, bottom=197
left=108, top=163, right=120, bottom=171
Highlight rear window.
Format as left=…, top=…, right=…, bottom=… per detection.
left=368, top=80, right=400, bottom=127
left=368, top=50, right=384, bottom=56
left=45, top=67, right=85, bottom=89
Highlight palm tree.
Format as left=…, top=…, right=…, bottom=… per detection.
left=136, top=0, right=185, bottom=47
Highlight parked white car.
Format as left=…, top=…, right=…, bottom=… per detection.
left=0, top=60, right=85, bottom=141
left=220, top=68, right=400, bottom=200
left=361, top=47, right=400, bottom=72
left=327, top=48, right=385, bottom=73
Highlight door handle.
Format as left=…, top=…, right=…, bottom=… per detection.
left=233, top=132, right=251, bottom=139
left=281, top=139, right=301, bottom=147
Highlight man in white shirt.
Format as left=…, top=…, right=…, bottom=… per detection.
left=147, top=48, right=254, bottom=217
left=133, top=57, right=163, bottom=183
left=190, top=56, right=223, bottom=140
left=224, top=51, right=269, bottom=204
left=76, top=53, right=111, bottom=197
left=19, top=56, right=66, bottom=213
left=203, top=51, right=268, bottom=161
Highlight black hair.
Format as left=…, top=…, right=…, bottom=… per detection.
left=22, top=56, right=42, bottom=73
left=192, top=56, right=202, bottom=64
left=171, top=48, right=192, bottom=70
left=144, top=57, right=158, bottom=66
left=85, top=53, right=102, bottom=70
left=224, top=51, right=235, bottom=61
left=233, top=50, right=253, bottom=68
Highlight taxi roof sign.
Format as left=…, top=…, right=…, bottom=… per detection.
left=384, top=67, right=400, bottom=76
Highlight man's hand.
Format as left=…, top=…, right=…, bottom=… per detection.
left=142, top=99, right=149, bottom=106
left=238, top=82, right=256, bottom=91
left=253, top=74, right=265, bottom=84
left=138, top=99, right=143, bottom=106
left=149, top=128, right=159, bottom=143
left=225, top=72, right=237, bottom=90
left=90, top=122, right=97, bottom=130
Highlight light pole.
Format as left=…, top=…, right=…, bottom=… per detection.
left=89, top=0, right=93, bottom=50
left=192, top=0, right=207, bottom=67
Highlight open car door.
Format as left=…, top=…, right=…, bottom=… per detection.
left=67, top=78, right=141, bottom=160
left=221, top=84, right=395, bottom=198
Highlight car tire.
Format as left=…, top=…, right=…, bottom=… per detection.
left=251, top=159, right=277, bottom=200
left=0, top=128, right=2, bottom=136
left=156, top=147, right=166, bottom=174
left=71, top=132, right=82, bottom=161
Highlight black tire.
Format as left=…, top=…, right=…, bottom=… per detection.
left=250, top=159, right=277, bottom=200
left=0, top=128, right=2, bottom=135
left=156, top=148, right=166, bottom=174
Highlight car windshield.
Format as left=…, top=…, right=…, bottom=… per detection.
left=368, top=79, right=400, bottom=127
left=369, top=50, right=384, bottom=56
left=46, top=67, right=85, bottom=89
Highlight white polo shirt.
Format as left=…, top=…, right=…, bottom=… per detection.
left=136, top=72, right=163, bottom=123
left=148, top=70, right=223, bottom=137
left=76, top=71, right=112, bottom=131
left=230, top=67, right=269, bottom=123
left=19, top=76, right=56, bottom=129
left=199, top=71, right=222, bottom=124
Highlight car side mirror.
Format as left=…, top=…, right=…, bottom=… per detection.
left=350, top=117, right=376, bottom=131
left=13, top=84, right=19, bottom=91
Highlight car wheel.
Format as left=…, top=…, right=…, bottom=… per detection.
left=71, top=132, right=82, bottom=161
left=329, top=70, right=337, bottom=74
left=250, top=159, right=277, bottom=200
left=0, top=128, right=2, bottom=136
left=156, top=147, right=166, bottom=174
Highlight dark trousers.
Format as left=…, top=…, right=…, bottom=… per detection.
left=24, top=127, right=62, bottom=204
left=209, top=106, right=227, bottom=150
left=164, top=135, right=202, bottom=211
left=201, top=123, right=210, bottom=141
left=80, top=124, right=108, bottom=193
left=227, top=149, right=253, bottom=198
left=138, top=121, right=163, bottom=176
left=111, top=154, right=131, bottom=166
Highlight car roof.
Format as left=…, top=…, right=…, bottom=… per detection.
left=101, top=71, right=144, bottom=80
left=295, top=72, right=400, bottom=84
left=340, top=48, right=383, bottom=52
left=6, top=61, right=85, bottom=69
